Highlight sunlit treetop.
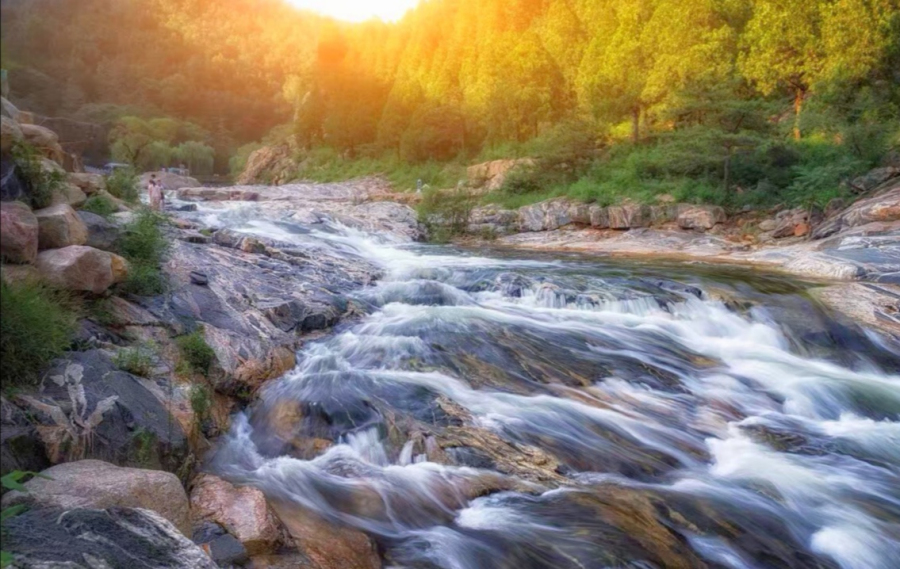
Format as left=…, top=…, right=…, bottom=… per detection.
left=284, top=0, right=421, bottom=22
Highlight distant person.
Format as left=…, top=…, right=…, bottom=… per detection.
left=148, top=174, right=163, bottom=211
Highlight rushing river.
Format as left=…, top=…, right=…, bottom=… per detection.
left=201, top=207, right=900, bottom=569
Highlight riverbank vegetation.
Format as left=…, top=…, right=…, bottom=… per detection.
left=2, top=0, right=897, bottom=209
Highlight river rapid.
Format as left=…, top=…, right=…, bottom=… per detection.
left=201, top=205, right=900, bottom=569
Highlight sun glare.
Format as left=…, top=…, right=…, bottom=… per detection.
left=285, top=0, right=420, bottom=22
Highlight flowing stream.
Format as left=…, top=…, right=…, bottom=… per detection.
left=201, top=204, right=900, bottom=569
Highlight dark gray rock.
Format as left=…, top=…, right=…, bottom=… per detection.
left=1, top=156, right=28, bottom=203
left=0, top=396, right=50, bottom=477
left=3, top=507, right=218, bottom=568
left=190, top=270, right=210, bottom=285
left=8, top=350, right=188, bottom=473
left=77, top=210, right=121, bottom=251
left=193, top=521, right=250, bottom=567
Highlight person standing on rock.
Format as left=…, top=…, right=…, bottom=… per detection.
left=148, top=174, right=163, bottom=211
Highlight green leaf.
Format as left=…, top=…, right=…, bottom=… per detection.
left=0, top=504, right=27, bottom=522
left=1, top=550, right=14, bottom=568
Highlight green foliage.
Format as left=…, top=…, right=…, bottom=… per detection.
left=9, top=141, right=65, bottom=209
left=80, top=194, right=118, bottom=218
left=128, top=428, right=157, bottom=467
left=0, top=279, right=76, bottom=388
left=105, top=167, right=139, bottom=204
left=229, top=142, right=263, bottom=176
left=190, top=384, right=212, bottom=420
left=417, top=186, right=475, bottom=242
left=113, top=344, right=155, bottom=377
left=400, top=105, right=466, bottom=163
left=176, top=330, right=215, bottom=376
left=173, top=141, right=215, bottom=175
left=118, top=209, right=169, bottom=296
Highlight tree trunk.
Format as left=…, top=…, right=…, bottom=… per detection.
left=793, top=89, right=804, bottom=141
left=631, top=108, right=640, bottom=143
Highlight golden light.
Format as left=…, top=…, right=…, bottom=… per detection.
left=284, top=0, right=420, bottom=22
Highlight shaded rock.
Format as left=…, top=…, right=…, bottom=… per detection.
left=848, top=166, right=899, bottom=193
left=543, top=199, right=572, bottom=230
left=3, top=507, right=217, bottom=568
left=190, top=473, right=282, bottom=555
left=567, top=202, right=591, bottom=225
left=589, top=205, right=609, bottom=228
left=19, top=123, right=66, bottom=164
left=191, top=270, right=210, bottom=285
left=0, top=200, right=38, bottom=263
left=77, top=210, right=121, bottom=251
left=0, top=396, right=50, bottom=476
left=67, top=172, right=106, bottom=195
left=676, top=205, right=726, bottom=231
left=1, top=114, right=23, bottom=153
left=608, top=204, right=650, bottom=229
left=193, top=521, right=250, bottom=567
left=467, top=205, right=517, bottom=236
left=1, top=460, right=191, bottom=535
left=60, top=182, right=88, bottom=207
left=270, top=500, right=381, bottom=569
left=176, top=202, right=199, bottom=211
left=824, top=197, right=846, bottom=218
left=34, top=203, right=88, bottom=249
left=650, top=204, right=676, bottom=225
left=35, top=245, right=126, bottom=293
left=467, top=158, right=534, bottom=191
left=8, top=350, right=189, bottom=471
left=773, top=207, right=808, bottom=238
left=1, top=157, right=29, bottom=202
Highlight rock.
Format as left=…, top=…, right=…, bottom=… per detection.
left=589, top=205, right=609, bottom=228
left=0, top=263, right=40, bottom=285
left=51, top=182, right=87, bottom=207
left=237, top=143, right=297, bottom=185
left=824, top=197, right=846, bottom=218
left=517, top=203, right=545, bottom=232
left=190, top=270, right=209, bottom=285
left=848, top=166, right=899, bottom=193
left=543, top=199, right=572, bottom=230
left=35, top=245, right=126, bottom=293
left=650, top=205, right=676, bottom=225
left=19, top=123, right=66, bottom=164
left=1, top=460, right=191, bottom=535
left=8, top=350, right=189, bottom=473
left=676, top=205, right=726, bottom=231
left=0, top=96, right=20, bottom=120
left=34, top=203, right=88, bottom=249
left=179, top=186, right=261, bottom=201
left=1, top=114, right=23, bottom=153
left=2, top=507, right=217, bottom=569
left=467, top=205, right=518, bottom=236
left=608, top=204, right=650, bottom=229
left=176, top=202, right=199, bottom=211
left=567, top=202, right=591, bottom=225
left=0, top=396, right=50, bottom=476
left=794, top=222, right=810, bottom=237
left=96, top=189, right=132, bottom=212
left=67, top=172, right=106, bottom=195
left=139, top=171, right=202, bottom=191
left=190, top=473, right=282, bottom=554
left=77, top=210, right=121, bottom=251
left=192, top=521, right=250, bottom=567
left=1, top=157, right=29, bottom=202
left=467, top=158, right=534, bottom=191
left=758, top=218, right=777, bottom=231
left=269, top=500, right=381, bottom=569
left=773, top=207, right=808, bottom=238
left=0, top=201, right=38, bottom=263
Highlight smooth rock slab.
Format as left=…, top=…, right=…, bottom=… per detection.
left=190, top=473, right=282, bottom=554
left=35, top=245, right=127, bottom=293
left=3, top=507, right=217, bottom=568
left=0, top=201, right=38, bottom=263
left=34, top=203, right=88, bottom=249
left=1, top=460, right=191, bottom=535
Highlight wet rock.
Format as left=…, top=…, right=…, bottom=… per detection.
left=77, top=210, right=121, bottom=251
left=3, top=507, right=217, bottom=569
left=1, top=460, right=191, bottom=535
left=676, top=205, right=726, bottom=231
left=9, top=350, right=189, bottom=473
left=190, top=473, right=283, bottom=555
left=608, top=204, right=650, bottom=229
left=67, top=172, right=105, bottom=195
left=494, top=272, right=533, bottom=297
left=35, top=245, right=127, bottom=293
left=34, top=203, right=88, bottom=249
left=269, top=500, right=381, bottom=569
left=589, top=205, right=609, bottom=228
left=0, top=201, right=38, bottom=263
left=193, top=521, right=250, bottom=567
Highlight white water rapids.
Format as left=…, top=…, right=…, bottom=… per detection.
left=196, top=204, right=900, bottom=569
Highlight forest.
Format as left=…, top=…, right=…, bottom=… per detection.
left=2, top=0, right=898, bottom=207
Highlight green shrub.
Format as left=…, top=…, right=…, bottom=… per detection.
left=190, top=384, right=212, bottom=420
left=118, top=209, right=168, bottom=296
left=80, top=195, right=118, bottom=218
left=9, top=141, right=65, bottom=209
left=417, top=185, right=474, bottom=241
left=176, top=330, right=215, bottom=376
left=0, top=279, right=76, bottom=388
left=113, top=344, right=155, bottom=377
left=106, top=167, right=139, bottom=203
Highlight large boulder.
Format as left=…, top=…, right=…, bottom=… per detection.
left=518, top=203, right=545, bottom=232
left=467, top=158, right=534, bottom=191
left=1, top=460, right=191, bottom=535
left=676, top=205, right=726, bottom=231
left=190, top=473, right=282, bottom=555
left=237, top=143, right=297, bottom=185
left=34, top=203, right=88, bottom=249
left=77, top=210, right=122, bottom=251
left=0, top=201, right=38, bottom=263
left=1, top=114, right=23, bottom=153
left=19, top=123, right=66, bottom=165
left=68, top=172, right=106, bottom=195
left=848, top=166, right=899, bottom=193
left=608, top=204, right=650, bottom=229
left=35, top=245, right=127, bottom=293
left=50, top=182, right=88, bottom=208
left=813, top=183, right=900, bottom=239
left=2, top=507, right=217, bottom=569
left=589, top=205, right=610, bottom=228
left=772, top=207, right=809, bottom=238
left=8, top=350, right=189, bottom=473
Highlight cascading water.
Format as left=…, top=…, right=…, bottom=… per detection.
left=199, top=201, right=900, bottom=569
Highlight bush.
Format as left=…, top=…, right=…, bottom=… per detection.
left=176, top=329, right=215, bottom=376
left=106, top=167, right=139, bottom=204
left=190, top=384, right=212, bottom=419
left=119, top=209, right=168, bottom=295
left=113, top=344, right=155, bottom=377
left=80, top=195, right=118, bottom=218
left=417, top=185, right=474, bottom=241
left=0, top=279, right=76, bottom=388
left=9, top=141, right=65, bottom=209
